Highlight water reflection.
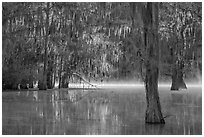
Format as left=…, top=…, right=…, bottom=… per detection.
left=168, top=88, right=202, bottom=135
left=2, top=86, right=202, bottom=135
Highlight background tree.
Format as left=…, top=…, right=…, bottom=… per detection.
left=159, top=2, right=202, bottom=90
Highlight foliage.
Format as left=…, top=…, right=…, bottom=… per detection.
left=2, top=2, right=202, bottom=89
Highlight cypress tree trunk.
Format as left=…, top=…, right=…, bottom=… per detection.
left=171, top=59, right=187, bottom=90
left=143, top=3, right=165, bottom=124
left=47, top=53, right=54, bottom=89
left=170, top=36, right=187, bottom=90
left=61, top=74, right=68, bottom=88
left=58, top=56, right=63, bottom=89
left=52, top=54, right=57, bottom=88
left=61, top=61, right=69, bottom=88
left=39, top=3, right=50, bottom=90
left=171, top=18, right=187, bottom=90
left=171, top=64, right=178, bottom=90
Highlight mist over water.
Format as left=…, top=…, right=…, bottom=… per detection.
left=2, top=81, right=202, bottom=135
left=69, top=80, right=202, bottom=89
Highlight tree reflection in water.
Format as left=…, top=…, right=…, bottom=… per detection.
left=2, top=86, right=202, bottom=135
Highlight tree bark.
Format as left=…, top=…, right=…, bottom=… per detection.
left=61, top=62, right=70, bottom=88
left=39, top=3, right=50, bottom=90
left=61, top=74, right=68, bottom=88
left=141, top=3, right=165, bottom=124
left=58, top=55, right=63, bottom=89
left=170, top=11, right=187, bottom=90
left=170, top=35, right=187, bottom=90
left=47, top=51, right=54, bottom=89
left=171, top=59, right=187, bottom=90
left=52, top=54, right=57, bottom=88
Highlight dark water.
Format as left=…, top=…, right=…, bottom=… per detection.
left=2, top=85, right=202, bottom=135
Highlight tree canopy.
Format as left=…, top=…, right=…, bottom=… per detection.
left=2, top=2, right=202, bottom=90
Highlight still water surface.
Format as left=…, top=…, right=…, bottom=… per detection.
left=2, top=85, right=202, bottom=135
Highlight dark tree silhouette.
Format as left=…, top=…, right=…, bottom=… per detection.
left=133, top=2, right=165, bottom=124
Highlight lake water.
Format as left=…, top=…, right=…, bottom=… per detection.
left=2, top=85, right=202, bottom=135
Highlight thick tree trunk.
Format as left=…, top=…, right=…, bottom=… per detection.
left=171, top=65, right=178, bottom=90
left=145, top=67, right=165, bottom=123
left=171, top=60, right=187, bottom=90
left=171, top=19, right=187, bottom=90
left=142, top=3, right=165, bottom=124
left=170, top=36, right=187, bottom=90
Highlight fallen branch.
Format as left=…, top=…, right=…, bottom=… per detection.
left=72, top=72, right=97, bottom=88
